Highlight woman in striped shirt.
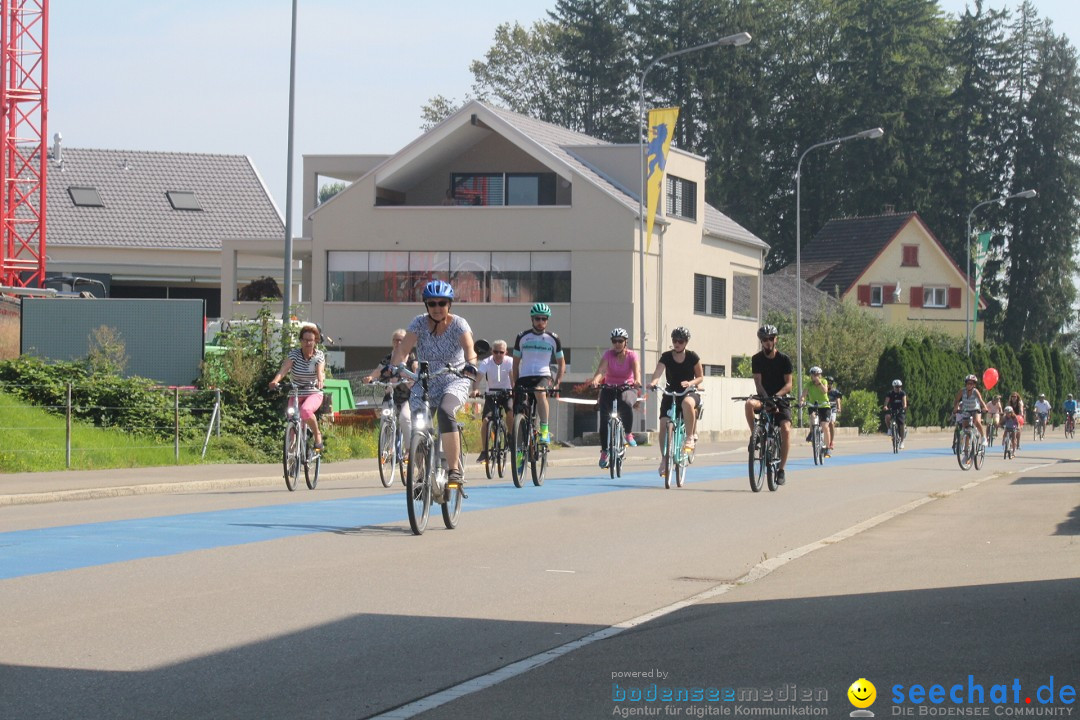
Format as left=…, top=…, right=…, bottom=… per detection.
left=269, top=323, right=326, bottom=450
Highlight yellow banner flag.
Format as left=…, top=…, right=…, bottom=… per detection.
left=645, top=106, right=679, bottom=253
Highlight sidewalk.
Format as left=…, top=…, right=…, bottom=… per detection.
left=0, top=438, right=749, bottom=507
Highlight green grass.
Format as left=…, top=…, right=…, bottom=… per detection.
left=0, top=391, right=487, bottom=472
left=0, top=391, right=239, bottom=472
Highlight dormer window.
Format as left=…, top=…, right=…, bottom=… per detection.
left=166, top=190, right=203, bottom=211
left=68, top=186, right=104, bottom=207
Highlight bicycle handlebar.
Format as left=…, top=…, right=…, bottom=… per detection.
left=396, top=363, right=472, bottom=382
left=652, top=385, right=695, bottom=397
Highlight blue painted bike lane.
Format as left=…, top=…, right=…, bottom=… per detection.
left=0, top=443, right=1057, bottom=581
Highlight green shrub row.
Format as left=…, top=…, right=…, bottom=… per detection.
left=872, top=339, right=1078, bottom=427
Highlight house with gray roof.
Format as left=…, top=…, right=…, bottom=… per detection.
left=220, top=100, right=770, bottom=433
left=780, top=211, right=978, bottom=340
left=45, top=146, right=283, bottom=317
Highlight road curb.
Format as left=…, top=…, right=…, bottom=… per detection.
left=0, top=449, right=739, bottom=507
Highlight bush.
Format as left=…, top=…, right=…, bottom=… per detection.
left=841, top=389, right=880, bottom=434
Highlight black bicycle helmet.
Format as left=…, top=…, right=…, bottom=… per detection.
left=671, top=326, right=690, bottom=341
left=757, top=324, right=778, bottom=340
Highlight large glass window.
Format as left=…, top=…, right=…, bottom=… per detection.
left=732, top=273, right=758, bottom=319
left=451, top=172, right=556, bottom=206
left=328, top=251, right=570, bottom=303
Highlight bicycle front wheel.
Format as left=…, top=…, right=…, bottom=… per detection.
left=973, top=436, right=985, bottom=470
left=406, top=434, right=432, bottom=535
left=511, top=415, right=528, bottom=488
left=957, top=430, right=974, bottom=470
left=283, top=423, right=300, bottom=491
left=609, top=419, right=623, bottom=479
left=484, top=423, right=496, bottom=480
left=662, top=424, right=674, bottom=489
left=748, top=428, right=765, bottom=492
left=378, top=420, right=397, bottom=488
left=892, top=424, right=900, bottom=454
left=765, top=434, right=780, bottom=491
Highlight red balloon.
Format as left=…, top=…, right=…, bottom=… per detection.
left=982, top=367, right=999, bottom=390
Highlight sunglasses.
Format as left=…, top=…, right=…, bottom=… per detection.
left=425, top=300, right=449, bottom=308
left=532, top=316, right=549, bottom=321
left=762, top=336, right=778, bottom=342
left=612, top=338, right=626, bottom=344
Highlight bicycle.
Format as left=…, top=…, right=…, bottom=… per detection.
left=954, top=411, right=985, bottom=471
left=1065, top=412, right=1075, bottom=439
left=397, top=361, right=470, bottom=535
left=1033, top=413, right=1047, bottom=441
left=598, top=383, right=637, bottom=480
left=803, top=402, right=828, bottom=464
left=986, top=417, right=997, bottom=448
left=883, top=411, right=905, bottom=454
left=511, top=383, right=553, bottom=488
left=735, top=394, right=783, bottom=492
left=481, top=389, right=511, bottom=480
left=280, top=382, right=322, bottom=492
left=654, top=386, right=693, bottom=489
left=370, top=380, right=408, bottom=488
left=1002, top=426, right=1017, bottom=459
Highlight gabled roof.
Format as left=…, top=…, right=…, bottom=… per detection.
left=793, top=212, right=917, bottom=296
left=361, top=100, right=768, bottom=252
left=763, top=269, right=841, bottom=323
left=47, top=148, right=283, bottom=250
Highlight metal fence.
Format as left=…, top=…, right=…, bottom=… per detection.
left=0, top=383, right=221, bottom=468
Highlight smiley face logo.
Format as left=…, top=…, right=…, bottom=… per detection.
left=848, top=678, right=877, bottom=709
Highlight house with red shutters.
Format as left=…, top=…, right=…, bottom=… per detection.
left=783, top=211, right=980, bottom=341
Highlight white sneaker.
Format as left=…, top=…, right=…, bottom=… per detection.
left=900, top=441, right=905, bottom=449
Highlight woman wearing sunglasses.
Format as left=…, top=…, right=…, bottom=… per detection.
left=589, top=327, right=642, bottom=468
left=390, top=280, right=478, bottom=487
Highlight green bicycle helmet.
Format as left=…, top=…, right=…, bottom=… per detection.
left=530, top=302, right=551, bottom=318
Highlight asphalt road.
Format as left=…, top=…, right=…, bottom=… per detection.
left=1, top=433, right=1077, bottom=720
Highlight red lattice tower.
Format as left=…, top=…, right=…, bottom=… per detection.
left=0, top=0, right=48, bottom=288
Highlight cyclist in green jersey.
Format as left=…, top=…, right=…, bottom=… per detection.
left=800, top=366, right=833, bottom=457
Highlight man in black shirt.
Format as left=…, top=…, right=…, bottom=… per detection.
left=883, top=379, right=908, bottom=449
left=744, top=324, right=793, bottom=483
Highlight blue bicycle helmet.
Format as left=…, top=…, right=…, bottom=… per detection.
left=422, top=280, right=455, bottom=300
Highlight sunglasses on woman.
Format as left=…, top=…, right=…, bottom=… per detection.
left=425, top=300, right=449, bottom=308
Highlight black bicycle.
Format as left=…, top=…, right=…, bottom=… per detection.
left=736, top=394, right=784, bottom=492
left=804, top=402, right=828, bottom=464
left=481, top=389, right=511, bottom=480
left=511, top=383, right=552, bottom=488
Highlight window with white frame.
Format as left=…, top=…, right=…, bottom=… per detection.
left=870, top=285, right=884, bottom=307
left=923, top=286, right=948, bottom=308
left=703, top=364, right=726, bottom=377
left=666, top=175, right=697, bottom=221
left=694, top=274, right=726, bottom=317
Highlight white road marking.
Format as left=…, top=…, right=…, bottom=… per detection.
left=368, top=468, right=1008, bottom=719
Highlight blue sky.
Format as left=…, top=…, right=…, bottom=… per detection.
left=49, top=1, right=1077, bottom=217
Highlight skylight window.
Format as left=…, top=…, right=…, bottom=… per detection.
left=166, top=190, right=203, bottom=211
left=68, top=186, right=104, bottom=207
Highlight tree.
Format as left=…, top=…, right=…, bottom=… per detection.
left=998, top=6, right=1080, bottom=344
left=317, top=182, right=346, bottom=206
left=548, top=0, right=636, bottom=141
left=469, top=21, right=574, bottom=127
left=420, top=94, right=463, bottom=132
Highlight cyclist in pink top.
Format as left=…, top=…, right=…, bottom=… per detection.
left=589, top=327, right=642, bottom=468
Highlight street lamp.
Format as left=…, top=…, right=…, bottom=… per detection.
left=282, top=0, right=299, bottom=324
left=965, top=188, right=1036, bottom=355
left=637, top=31, right=751, bottom=430
left=794, top=127, right=883, bottom=418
